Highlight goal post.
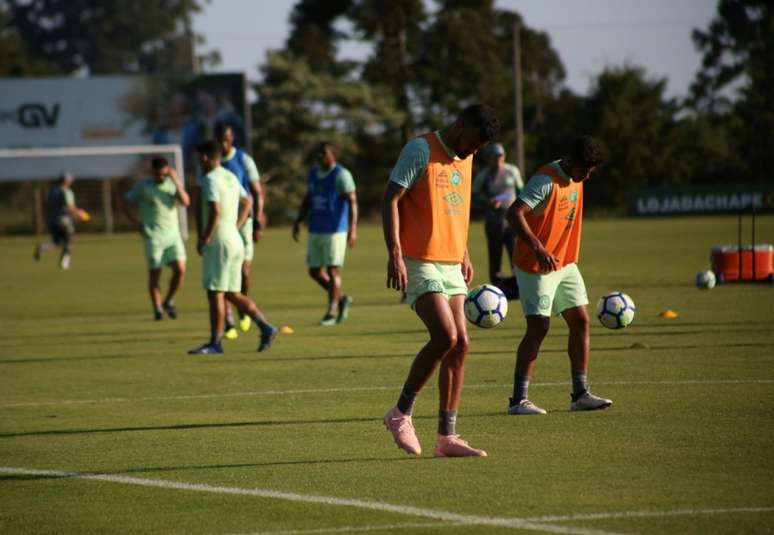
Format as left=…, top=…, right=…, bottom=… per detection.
left=0, top=144, right=188, bottom=239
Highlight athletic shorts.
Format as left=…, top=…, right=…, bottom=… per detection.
left=405, top=257, right=467, bottom=308
left=143, top=234, right=186, bottom=270
left=514, top=262, right=588, bottom=317
left=307, top=232, right=347, bottom=268
left=49, top=220, right=73, bottom=245
left=238, top=217, right=254, bottom=263
left=202, top=237, right=244, bottom=292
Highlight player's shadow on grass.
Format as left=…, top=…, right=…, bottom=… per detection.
left=0, top=457, right=426, bottom=483
left=0, top=412, right=476, bottom=440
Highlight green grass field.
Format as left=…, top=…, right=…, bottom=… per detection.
left=1, top=216, right=773, bottom=535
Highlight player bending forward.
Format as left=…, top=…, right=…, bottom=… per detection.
left=189, top=141, right=277, bottom=355
left=382, top=104, right=499, bottom=457
left=505, top=135, right=612, bottom=415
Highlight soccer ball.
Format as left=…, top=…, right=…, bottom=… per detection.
left=464, top=284, right=508, bottom=328
left=696, top=270, right=716, bottom=289
left=596, top=291, right=636, bottom=329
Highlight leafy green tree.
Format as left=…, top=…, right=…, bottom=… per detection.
left=691, top=0, right=774, bottom=178
left=580, top=66, right=683, bottom=209
left=252, top=52, right=404, bottom=221
left=414, top=1, right=565, bottom=172
left=285, top=0, right=353, bottom=75
left=349, top=0, right=427, bottom=143
left=0, top=9, right=60, bottom=76
left=4, top=0, right=214, bottom=75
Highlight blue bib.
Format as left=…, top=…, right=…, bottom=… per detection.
left=221, top=149, right=252, bottom=199
left=308, top=165, right=349, bottom=234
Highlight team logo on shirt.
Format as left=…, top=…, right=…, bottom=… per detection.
left=451, top=170, right=462, bottom=186
left=570, top=191, right=578, bottom=202
left=443, top=191, right=464, bottom=216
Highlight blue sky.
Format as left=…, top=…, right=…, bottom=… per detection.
left=193, top=0, right=718, bottom=100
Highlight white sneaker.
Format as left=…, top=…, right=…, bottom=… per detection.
left=59, top=253, right=71, bottom=270
left=507, top=398, right=547, bottom=415
left=570, top=391, right=612, bottom=411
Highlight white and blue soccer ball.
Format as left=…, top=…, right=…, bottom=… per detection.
left=696, top=270, right=716, bottom=289
left=596, top=291, right=636, bottom=330
left=464, top=284, right=508, bottom=328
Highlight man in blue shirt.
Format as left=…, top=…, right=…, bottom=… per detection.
left=215, top=123, right=265, bottom=339
left=292, top=142, right=358, bottom=326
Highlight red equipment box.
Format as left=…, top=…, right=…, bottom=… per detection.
left=710, top=245, right=774, bottom=282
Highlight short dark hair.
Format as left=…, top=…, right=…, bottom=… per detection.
left=151, top=156, right=169, bottom=171
left=213, top=122, right=232, bottom=140
left=197, top=140, right=221, bottom=159
left=459, top=104, right=500, bottom=142
left=317, top=141, right=336, bottom=157
left=570, top=135, right=606, bottom=168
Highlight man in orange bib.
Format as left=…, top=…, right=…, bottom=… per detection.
left=505, top=135, right=612, bottom=415
left=382, top=104, right=499, bottom=457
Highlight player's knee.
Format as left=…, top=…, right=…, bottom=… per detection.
left=432, top=327, right=458, bottom=354
left=454, top=331, right=470, bottom=355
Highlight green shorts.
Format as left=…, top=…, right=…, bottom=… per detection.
left=405, top=257, right=467, bottom=308
left=514, top=262, right=588, bottom=317
left=307, top=232, right=347, bottom=268
left=238, top=217, right=254, bottom=263
left=143, top=233, right=186, bottom=270
left=201, top=237, right=244, bottom=292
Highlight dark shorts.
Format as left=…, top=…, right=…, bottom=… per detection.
left=49, top=220, right=74, bottom=246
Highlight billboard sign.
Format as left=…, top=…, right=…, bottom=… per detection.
left=629, top=184, right=774, bottom=216
left=0, top=73, right=248, bottom=180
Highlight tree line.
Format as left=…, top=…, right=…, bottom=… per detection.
left=2, top=0, right=771, bottom=220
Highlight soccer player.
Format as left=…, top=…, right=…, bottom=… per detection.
left=123, top=157, right=190, bottom=320
left=34, top=172, right=89, bottom=270
left=292, top=142, right=358, bottom=326
left=505, top=135, right=612, bottom=415
left=189, top=141, right=278, bottom=355
left=472, top=142, right=523, bottom=297
left=382, top=104, right=499, bottom=457
left=214, top=123, right=264, bottom=339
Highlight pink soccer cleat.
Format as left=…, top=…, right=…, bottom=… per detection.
left=383, top=406, right=422, bottom=455
left=433, top=434, right=488, bottom=458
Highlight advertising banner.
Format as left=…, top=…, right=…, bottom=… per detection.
left=0, top=73, right=248, bottom=180
left=629, top=184, right=774, bottom=216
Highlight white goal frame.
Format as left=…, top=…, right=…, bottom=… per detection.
left=0, top=144, right=188, bottom=239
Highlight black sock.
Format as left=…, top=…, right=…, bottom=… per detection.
left=210, top=332, right=223, bottom=346
left=572, top=370, right=588, bottom=399
left=396, top=383, right=418, bottom=415
left=437, top=410, right=457, bottom=436
left=512, top=375, right=530, bottom=404
left=248, top=311, right=272, bottom=332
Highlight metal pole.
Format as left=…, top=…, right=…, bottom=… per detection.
left=513, top=20, right=525, bottom=175
left=752, top=205, right=756, bottom=280
left=101, top=179, right=113, bottom=234
left=737, top=211, right=742, bottom=281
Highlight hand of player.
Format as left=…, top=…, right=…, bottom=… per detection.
left=387, top=255, right=407, bottom=292
left=291, top=222, right=300, bottom=242
left=253, top=228, right=263, bottom=243
left=461, top=256, right=474, bottom=284
left=78, top=209, right=91, bottom=221
left=347, top=229, right=357, bottom=248
left=535, top=246, right=559, bottom=272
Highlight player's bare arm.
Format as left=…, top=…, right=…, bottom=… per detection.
left=199, top=200, right=220, bottom=255
left=345, top=190, right=358, bottom=248
left=506, top=199, right=558, bottom=272
left=167, top=167, right=190, bottom=207
left=462, top=248, right=474, bottom=284
left=237, top=195, right=252, bottom=229
left=382, top=181, right=408, bottom=291
left=292, top=192, right=310, bottom=242
left=250, top=180, right=263, bottom=242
